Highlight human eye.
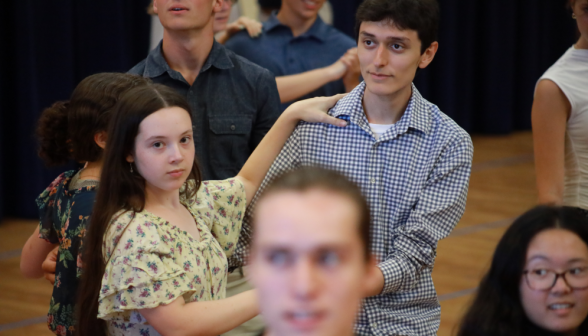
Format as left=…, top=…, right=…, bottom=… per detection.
left=390, top=43, right=404, bottom=51
left=530, top=268, right=550, bottom=277
left=180, top=136, right=191, bottom=144
left=568, top=266, right=588, bottom=277
left=318, top=251, right=340, bottom=268
left=363, top=39, right=375, bottom=47
left=266, top=250, right=292, bottom=268
left=152, top=141, right=164, bottom=149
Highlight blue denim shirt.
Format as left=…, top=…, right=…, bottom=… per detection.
left=129, top=41, right=281, bottom=180
left=225, top=14, right=356, bottom=111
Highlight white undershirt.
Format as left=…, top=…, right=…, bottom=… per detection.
left=369, top=123, right=394, bottom=140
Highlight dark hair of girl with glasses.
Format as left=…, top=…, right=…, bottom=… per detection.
left=457, top=206, right=588, bottom=336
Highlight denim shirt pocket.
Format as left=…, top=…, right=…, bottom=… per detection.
left=208, top=116, right=253, bottom=173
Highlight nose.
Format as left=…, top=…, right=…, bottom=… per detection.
left=168, top=143, right=185, bottom=164
left=373, top=44, right=388, bottom=68
left=292, top=258, right=320, bottom=300
left=551, top=275, right=573, bottom=294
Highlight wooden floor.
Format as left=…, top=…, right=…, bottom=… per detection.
left=0, top=131, right=537, bottom=336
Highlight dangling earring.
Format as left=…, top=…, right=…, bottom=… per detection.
left=130, top=163, right=134, bottom=173
left=572, top=13, right=577, bottom=19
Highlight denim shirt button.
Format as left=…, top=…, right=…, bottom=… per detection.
left=230, top=125, right=236, bottom=131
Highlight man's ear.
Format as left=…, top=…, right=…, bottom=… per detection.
left=152, top=0, right=159, bottom=15
left=418, top=41, right=439, bottom=70
left=94, top=131, right=107, bottom=150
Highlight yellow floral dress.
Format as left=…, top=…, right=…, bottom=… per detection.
left=98, top=179, right=245, bottom=336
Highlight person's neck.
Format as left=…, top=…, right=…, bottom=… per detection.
left=276, top=9, right=317, bottom=37
left=362, top=84, right=413, bottom=125
left=161, top=24, right=215, bottom=86
left=144, top=184, right=183, bottom=212
left=80, top=161, right=103, bottom=180
left=575, top=35, right=588, bottom=50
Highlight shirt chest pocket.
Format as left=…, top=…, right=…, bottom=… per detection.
left=208, top=116, right=253, bottom=173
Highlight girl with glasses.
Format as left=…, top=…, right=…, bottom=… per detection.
left=457, top=206, right=588, bottom=336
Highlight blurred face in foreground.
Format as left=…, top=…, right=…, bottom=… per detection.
left=250, top=188, right=374, bottom=336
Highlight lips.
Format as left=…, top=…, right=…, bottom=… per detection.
left=302, top=0, right=320, bottom=10
left=167, top=169, right=185, bottom=177
left=548, top=302, right=575, bottom=316
left=169, top=5, right=188, bottom=12
left=284, top=310, right=327, bottom=331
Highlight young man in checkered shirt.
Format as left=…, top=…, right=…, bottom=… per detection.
left=231, top=0, right=473, bottom=335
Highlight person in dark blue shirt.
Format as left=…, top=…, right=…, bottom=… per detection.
left=130, top=0, right=281, bottom=181
left=225, top=0, right=361, bottom=110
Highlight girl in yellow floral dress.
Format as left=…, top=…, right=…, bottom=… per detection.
left=76, top=83, right=345, bottom=336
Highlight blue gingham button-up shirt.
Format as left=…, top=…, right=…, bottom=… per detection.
left=231, top=82, right=473, bottom=335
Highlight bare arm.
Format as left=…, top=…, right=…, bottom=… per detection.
left=237, top=94, right=347, bottom=205
left=217, top=17, right=262, bottom=45
left=20, top=226, right=58, bottom=278
left=276, top=48, right=359, bottom=104
left=139, top=289, right=258, bottom=336
left=532, top=79, right=571, bottom=205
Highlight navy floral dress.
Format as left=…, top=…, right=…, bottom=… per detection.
left=37, top=170, right=98, bottom=336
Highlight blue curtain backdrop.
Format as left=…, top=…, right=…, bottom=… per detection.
left=0, top=0, right=578, bottom=220
left=0, top=0, right=151, bottom=221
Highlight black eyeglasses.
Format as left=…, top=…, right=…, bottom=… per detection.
left=523, top=267, right=588, bottom=291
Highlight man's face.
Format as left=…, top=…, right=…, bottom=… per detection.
left=153, top=0, right=222, bottom=32
left=281, top=0, right=327, bottom=21
left=358, top=21, right=437, bottom=98
left=250, top=189, right=370, bottom=336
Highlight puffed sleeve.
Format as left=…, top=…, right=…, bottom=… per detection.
left=98, top=212, right=197, bottom=320
left=189, top=178, right=246, bottom=258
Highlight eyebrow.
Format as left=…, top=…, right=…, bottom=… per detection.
left=145, top=129, right=192, bottom=142
left=528, top=256, right=588, bottom=263
left=359, top=31, right=410, bottom=43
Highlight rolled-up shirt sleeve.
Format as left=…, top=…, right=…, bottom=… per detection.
left=379, top=135, right=473, bottom=294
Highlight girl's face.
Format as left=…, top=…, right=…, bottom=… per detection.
left=520, top=228, right=588, bottom=333
left=128, top=106, right=194, bottom=194
left=573, top=0, right=588, bottom=48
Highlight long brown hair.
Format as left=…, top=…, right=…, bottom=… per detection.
left=36, top=73, right=150, bottom=166
left=76, top=84, right=202, bottom=336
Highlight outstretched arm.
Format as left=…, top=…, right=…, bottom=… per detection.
left=237, top=94, right=347, bottom=205
left=216, top=16, right=263, bottom=44
left=140, top=290, right=258, bottom=336
left=276, top=48, right=359, bottom=103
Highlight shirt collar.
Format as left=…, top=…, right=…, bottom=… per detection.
left=331, top=82, right=432, bottom=135
left=265, top=12, right=329, bottom=42
left=144, top=40, right=234, bottom=79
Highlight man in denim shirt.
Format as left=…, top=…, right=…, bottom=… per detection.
left=225, top=0, right=360, bottom=111
left=130, top=0, right=281, bottom=181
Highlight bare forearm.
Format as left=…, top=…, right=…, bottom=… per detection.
left=276, top=67, right=340, bottom=103
left=141, top=290, right=258, bottom=336
left=237, top=109, right=299, bottom=203
left=20, top=227, right=58, bottom=278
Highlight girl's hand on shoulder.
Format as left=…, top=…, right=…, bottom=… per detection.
left=284, top=94, right=348, bottom=127
left=227, top=17, right=262, bottom=38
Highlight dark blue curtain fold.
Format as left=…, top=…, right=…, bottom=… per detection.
left=0, top=1, right=151, bottom=221
left=0, top=0, right=579, bottom=220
